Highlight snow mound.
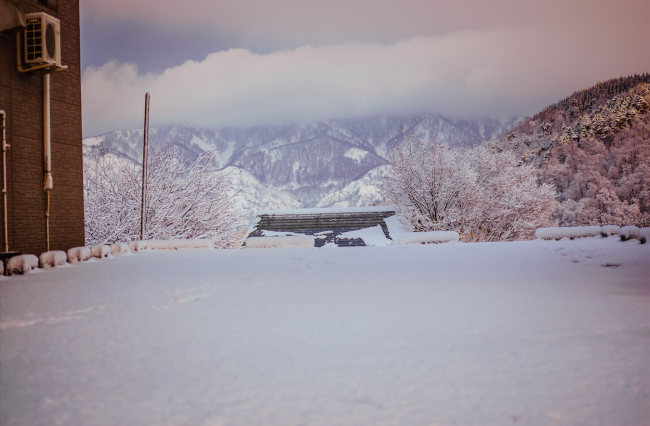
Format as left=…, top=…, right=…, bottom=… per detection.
left=383, top=215, right=411, bottom=239
left=620, top=226, right=640, bottom=241
left=128, top=241, right=148, bottom=252
left=244, top=216, right=261, bottom=239
left=601, top=225, right=620, bottom=237
left=392, top=231, right=460, bottom=245
left=640, top=228, right=649, bottom=244
left=245, top=236, right=315, bottom=249
left=67, top=247, right=91, bottom=263
left=261, top=230, right=305, bottom=237
left=110, top=243, right=131, bottom=257
left=535, top=226, right=602, bottom=240
left=39, top=251, right=67, bottom=268
left=91, top=245, right=111, bottom=259
left=384, top=216, right=459, bottom=245
left=338, top=225, right=392, bottom=246
left=145, top=239, right=214, bottom=251
left=6, top=254, right=39, bottom=275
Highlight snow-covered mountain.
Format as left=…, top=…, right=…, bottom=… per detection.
left=83, top=114, right=520, bottom=213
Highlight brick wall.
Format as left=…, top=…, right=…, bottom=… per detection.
left=0, top=0, right=83, bottom=257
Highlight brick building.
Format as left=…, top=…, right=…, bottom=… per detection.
left=0, top=0, right=83, bottom=258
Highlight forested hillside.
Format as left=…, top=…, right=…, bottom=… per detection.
left=498, top=74, right=650, bottom=227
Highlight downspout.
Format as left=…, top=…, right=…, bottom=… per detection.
left=1, top=110, right=8, bottom=252
left=43, top=74, right=53, bottom=252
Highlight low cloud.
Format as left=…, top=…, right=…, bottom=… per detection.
left=82, top=25, right=649, bottom=136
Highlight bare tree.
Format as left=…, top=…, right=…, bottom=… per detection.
left=84, top=145, right=247, bottom=248
left=383, top=131, right=557, bottom=241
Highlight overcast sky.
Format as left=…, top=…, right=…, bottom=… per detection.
left=80, top=0, right=650, bottom=137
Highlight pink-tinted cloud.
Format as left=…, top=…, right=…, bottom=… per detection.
left=81, top=20, right=649, bottom=136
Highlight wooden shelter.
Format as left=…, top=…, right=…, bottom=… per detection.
left=246, top=206, right=396, bottom=247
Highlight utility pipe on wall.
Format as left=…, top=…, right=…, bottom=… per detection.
left=1, top=110, right=8, bottom=252
left=140, top=92, right=150, bottom=240
left=43, top=74, right=52, bottom=252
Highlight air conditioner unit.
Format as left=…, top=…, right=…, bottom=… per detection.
left=23, top=12, right=61, bottom=67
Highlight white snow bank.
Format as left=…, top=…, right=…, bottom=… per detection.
left=601, top=225, right=620, bottom=237
left=384, top=216, right=459, bottom=244
left=338, top=225, right=392, bottom=246
left=245, top=236, right=315, bottom=249
left=620, top=226, right=640, bottom=241
left=383, top=215, right=411, bottom=240
left=392, top=231, right=460, bottom=245
left=67, top=247, right=91, bottom=263
left=6, top=254, right=39, bottom=275
left=256, top=205, right=396, bottom=215
left=91, top=245, right=111, bottom=259
left=244, top=216, right=261, bottom=239
left=110, top=243, right=130, bottom=256
left=640, top=228, right=649, bottom=244
left=39, top=251, right=67, bottom=268
left=145, top=239, right=214, bottom=251
left=535, top=226, right=602, bottom=240
left=128, top=241, right=148, bottom=252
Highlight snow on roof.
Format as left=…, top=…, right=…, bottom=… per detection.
left=255, top=205, right=396, bottom=216
left=337, top=225, right=392, bottom=246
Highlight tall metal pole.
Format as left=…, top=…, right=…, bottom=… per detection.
left=140, top=93, right=150, bottom=240
left=44, top=74, right=52, bottom=252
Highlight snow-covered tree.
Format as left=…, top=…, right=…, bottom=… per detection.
left=383, top=131, right=557, bottom=241
left=84, top=145, right=247, bottom=248
left=541, top=109, right=650, bottom=227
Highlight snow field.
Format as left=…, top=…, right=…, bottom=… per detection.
left=91, top=245, right=111, bottom=259
left=246, top=235, right=315, bottom=249
left=0, top=238, right=648, bottom=426
left=128, top=241, right=148, bottom=252
left=145, top=239, right=213, bottom=250
left=391, top=230, right=460, bottom=244
left=6, top=254, right=38, bottom=275
left=38, top=251, right=67, bottom=268
left=67, top=247, right=91, bottom=263
left=535, top=226, right=602, bottom=240
left=620, top=226, right=640, bottom=241
left=110, top=243, right=130, bottom=257
left=601, top=225, right=620, bottom=237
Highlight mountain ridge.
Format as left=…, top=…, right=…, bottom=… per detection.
left=83, top=114, right=521, bottom=212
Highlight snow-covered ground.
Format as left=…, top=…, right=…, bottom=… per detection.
left=1, top=237, right=648, bottom=426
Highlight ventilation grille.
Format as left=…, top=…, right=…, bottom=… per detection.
left=25, top=17, right=43, bottom=62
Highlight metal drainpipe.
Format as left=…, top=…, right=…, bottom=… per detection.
left=1, top=110, right=8, bottom=252
left=43, top=74, right=53, bottom=252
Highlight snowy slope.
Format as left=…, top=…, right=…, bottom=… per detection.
left=225, top=167, right=300, bottom=216
left=1, top=237, right=648, bottom=425
left=315, top=165, right=390, bottom=208
left=83, top=115, right=520, bottom=211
